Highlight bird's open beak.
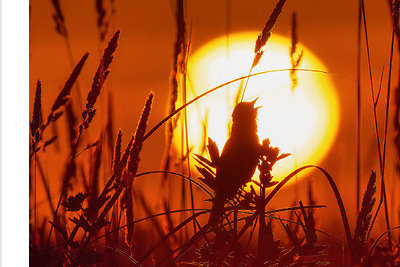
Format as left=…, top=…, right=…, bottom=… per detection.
left=250, top=97, right=262, bottom=109
left=250, top=97, right=259, bottom=106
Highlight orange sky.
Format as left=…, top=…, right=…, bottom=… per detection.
left=30, top=0, right=399, bottom=238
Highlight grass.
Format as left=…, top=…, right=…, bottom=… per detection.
left=29, top=0, right=400, bottom=266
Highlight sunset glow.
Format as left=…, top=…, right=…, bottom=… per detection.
left=175, top=32, right=340, bottom=182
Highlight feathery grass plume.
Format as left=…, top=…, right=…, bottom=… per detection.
left=30, top=88, right=39, bottom=245
left=31, top=80, right=43, bottom=152
left=240, top=0, right=287, bottom=100
left=121, top=92, right=154, bottom=248
left=79, top=30, right=120, bottom=138
left=352, top=171, right=377, bottom=264
left=50, top=0, right=67, bottom=37
left=45, top=53, right=89, bottom=129
left=31, top=80, right=43, bottom=136
left=126, top=92, right=154, bottom=179
left=289, top=12, right=303, bottom=91
left=252, top=0, right=287, bottom=68
left=162, top=0, right=186, bottom=180
left=96, top=0, right=109, bottom=41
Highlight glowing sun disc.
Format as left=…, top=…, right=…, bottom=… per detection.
left=175, top=32, right=340, bottom=182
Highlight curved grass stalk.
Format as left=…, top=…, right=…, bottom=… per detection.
left=173, top=165, right=350, bottom=261
left=81, top=204, right=336, bottom=266
left=135, top=170, right=213, bottom=197
left=76, top=166, right=349, bottom=264
left=367, top=22, right=396, bottom=245
left=368, top=226, right=400, bottom=256
left=48, top=208, right=211, bottom=264
left=172, top=207, right=344, bottom=258
left=94, top=241, right=142, bottom=266
left=237, top=211, right=345, bottom=244
left=266, top=215, right=345, bottom=244
left=143, top=68, right=350, bottom=142
left=262, top=165, right=352, bottom=250
left=139, top=210, right=209, bottom=264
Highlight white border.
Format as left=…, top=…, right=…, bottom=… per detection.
left=2, top=0, right=29, bottom=265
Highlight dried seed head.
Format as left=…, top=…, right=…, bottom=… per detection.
left=254, top=0, right=287, bottom=55
left=30, top=80, right=43, bottom=138
left=127, top=92, right=154, bottom=177
left=51, top=53, right=88, bottom=112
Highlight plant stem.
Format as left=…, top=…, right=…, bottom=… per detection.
left=380, top=24, right=395, bottom=250
left=143, top=68, right=337, bottom=142
left=356, top=0, right=362, bottom=215
left=361, top=0, right=392, bottom=246
left=34, top=152, right=37, bottom=245
left=256, top=184, right=266, bottom=264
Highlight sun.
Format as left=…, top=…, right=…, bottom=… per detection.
left=174, top=31, right=340, bottom=182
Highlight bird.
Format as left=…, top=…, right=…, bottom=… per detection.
left=208, top=99, right=261, bottom=226
left=175, top=99, right=262, bottom=260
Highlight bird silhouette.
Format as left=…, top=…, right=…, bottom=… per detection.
left=208, top=99, right=261, bottom=225
left=175, top=99, right=262, bottom=260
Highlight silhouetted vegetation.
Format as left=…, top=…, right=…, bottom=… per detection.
left=29, top=0, right=400, bottom=266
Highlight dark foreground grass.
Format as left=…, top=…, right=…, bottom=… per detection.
left=29, top=0, right=400, bottom=266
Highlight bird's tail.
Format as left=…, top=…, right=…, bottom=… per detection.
left=208, top=193, right=226, bottom=226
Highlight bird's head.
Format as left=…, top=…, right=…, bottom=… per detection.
left=232, top=98, right=260, bottom=123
